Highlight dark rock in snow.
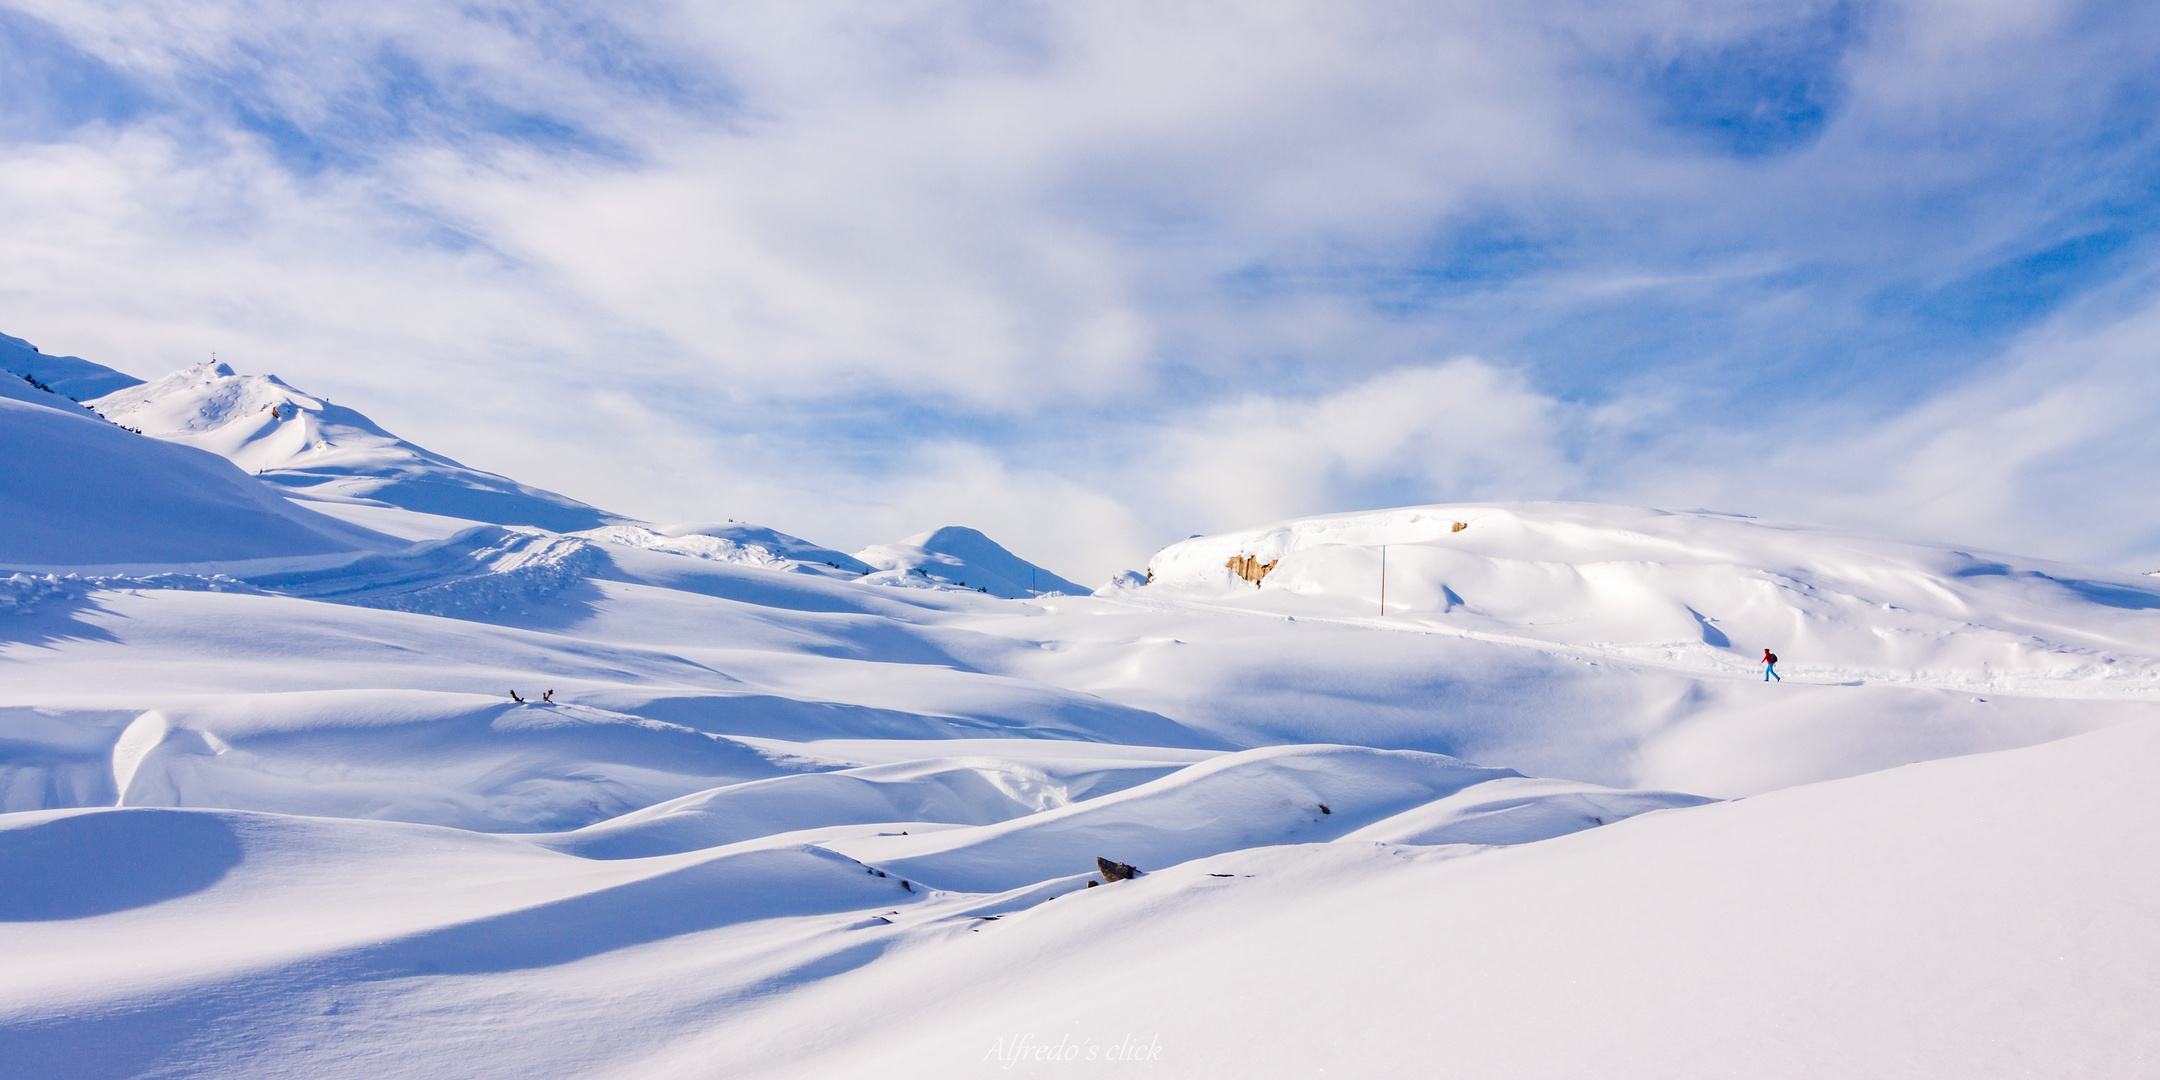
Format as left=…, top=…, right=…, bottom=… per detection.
left=1096, top=856, right=1139, bottom=882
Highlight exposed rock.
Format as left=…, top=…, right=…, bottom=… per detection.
left=1226, top=555, right=1279, bottom=586
left=1096, top=856, right=1139, bottom=882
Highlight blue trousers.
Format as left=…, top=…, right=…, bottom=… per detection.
left=1764, top=663, right=1779, bottom=681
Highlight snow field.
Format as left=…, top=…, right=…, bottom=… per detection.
left=689, top=721, right=2160, bottom=1080
left=0, top=741, right=1726, bottom=1077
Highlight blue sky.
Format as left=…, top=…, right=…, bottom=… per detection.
left=4, top=0, right=2159, bottom=580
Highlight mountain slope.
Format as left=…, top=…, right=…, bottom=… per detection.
left=90, top=363, right=621, bottom=532
left=855, top=526, right=1087, bottom=598
left=0, top=333, right=143, bottom=402
left=0, top=390, right=386, bottom=568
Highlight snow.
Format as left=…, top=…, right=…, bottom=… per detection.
left=1147, top=501, right=2160, bottom=694
left=4, top=342, right=2157, bottom=1077
left=0, top=392, right=384, bottom=567
left=820, top=744, right=1700, bottom=894
left=90, top=362, right=620, bottom=532
left=856, top=525, right=1089, bottom=597
left=711, top=721, right=2160, bottom=1079
left=577, top=522, right=873, bottom=577
left=0, top=332, right=143, bottom=402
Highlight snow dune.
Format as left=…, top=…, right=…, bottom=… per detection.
left=0, top=742, right=1719, bottom=1076
left=103, top=693, right=797, bottom=831
left=705, top=720, right=2160, bottom=1080
left=3, top=721, right=2145, bottom=1078
left=827, top=744, right=1706, bottom=894
left=542, top=750, right=1202, bottom=859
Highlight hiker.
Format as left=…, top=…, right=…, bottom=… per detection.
left=542, top=689, right=554, bottom=703
left=1762, top=649, right=1780, bottom=682
left=510, top=690, right=524, bottom=702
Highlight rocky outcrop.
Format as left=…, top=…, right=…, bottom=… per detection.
left=1096, top=856, right=1139, bottom=882
left=1226, top=555, right=1278, bottom=585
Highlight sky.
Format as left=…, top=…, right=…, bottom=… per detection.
left=4, top=0, right=2160, bottom=583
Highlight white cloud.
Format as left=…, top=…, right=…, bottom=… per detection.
left=1145, top=358, right=1577, bottom=535
left=1602, top=287, right=2160, bottom=570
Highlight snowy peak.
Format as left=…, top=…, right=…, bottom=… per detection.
left=854, top=526, right=1086, bottom=598
left=94, top=363, right=348, bottom=463
left=1147, top=501, right=2160, bottom=692
left=90, top=361, right=622, bottom=533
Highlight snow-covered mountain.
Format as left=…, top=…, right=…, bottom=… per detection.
left=3, top=334, right=2156, bottom=1078
left=855, top=525, right=1088, bottom=597
left=1146, top=501, right=2160, bottom=693
left=90, top=362, right=623, bottom=532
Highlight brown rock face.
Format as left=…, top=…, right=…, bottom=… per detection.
left=1095, top=856, right=1139, bottom=882
left=1225, top=555, right=1278, bottom=585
